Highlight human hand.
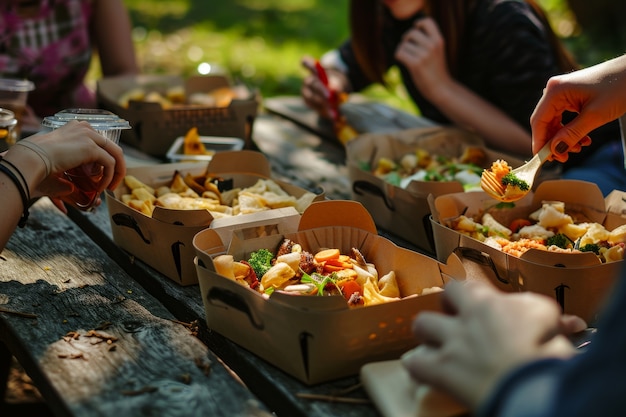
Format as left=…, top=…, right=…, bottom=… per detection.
left=301, top=55, right=348, bottom=120
left=17, top=121, right=126, bottom=208
left=394, top=17, right=451, bottom=99
left=401, top=280, right=583, bottom=410
left=530, top=54, right=626, bottom=162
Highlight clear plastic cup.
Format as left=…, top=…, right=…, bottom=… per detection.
left=0, top=78, right=35, bottom=144
left=40, top=108, right=131, bottom=144
left=40, top=109, right=131, bottom=211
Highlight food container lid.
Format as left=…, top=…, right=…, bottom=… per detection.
left=0, top=78, right=35, bottom=92
left=41, top=108, right=131, bottom=131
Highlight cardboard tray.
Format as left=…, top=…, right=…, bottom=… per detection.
left=346, top=126, right=525, bottom=254
left=429, top=180, right=626, bottom=323
left=192, top=200, right=468, bottom=385
left=97, top=74, right=259, bottom=157
left=106, top=150, right=324, bottom=286
left=165, top=135, right=245, bottom=162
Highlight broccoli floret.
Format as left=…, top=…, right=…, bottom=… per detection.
left=546, top=233, right=571, bottom=249
left=248, top=249, right=274, bottom=278
left=501, top=173, right=530, bottom=191
left=579, top=243, right=601, bottom=255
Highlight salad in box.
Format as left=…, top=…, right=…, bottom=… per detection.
left=429, top=180, right=626, bottom=322
left=346, top=126, right=524, bottom=253
left=193, top=200, right=468, bottom=384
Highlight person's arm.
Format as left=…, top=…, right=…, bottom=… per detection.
left=394, top=17, right=532, bottom=156
left=531, top=54, right=626, bottom=161
left=91, top=0, right=138, bottom=76
left=0, top=121, right=126, bottom=251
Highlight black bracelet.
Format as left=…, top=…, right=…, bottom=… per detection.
left=0, top=160, right=30, bottom=227
left=0, top=156, right=30, bottom=201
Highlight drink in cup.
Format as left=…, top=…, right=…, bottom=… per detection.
left=40, top=108, right=131, bottom=211
left=64, top=163, right=105, bottom=209
left=0, top=78, right=35, bottom=144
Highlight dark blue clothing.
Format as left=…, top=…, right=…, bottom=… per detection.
left=479, top=263, right=626, bottom=417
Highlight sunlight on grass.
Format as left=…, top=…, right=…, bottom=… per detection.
left=105, top=0, right=587, bottom=116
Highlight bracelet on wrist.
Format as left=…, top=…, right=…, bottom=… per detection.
left=0, top=156, right=31, bottom=227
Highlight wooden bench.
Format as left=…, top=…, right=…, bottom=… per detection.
left=0, top=198, right=270, bottom=417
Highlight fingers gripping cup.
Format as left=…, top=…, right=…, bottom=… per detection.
left=41, top=109, right=131, bottom=211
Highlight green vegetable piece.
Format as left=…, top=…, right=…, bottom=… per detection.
left=579, top=243, right=601, bottom=255
left=501, top=173, right=530, bottom=191
left=248, top=249, right=274, bottom=279
left=546, top=233, right=572, bottom=249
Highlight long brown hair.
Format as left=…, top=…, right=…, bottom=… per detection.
left=350, top=0, right=578, bottom=85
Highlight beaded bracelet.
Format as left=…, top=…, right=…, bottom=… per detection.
left=0, top=157, right=30, bottom=227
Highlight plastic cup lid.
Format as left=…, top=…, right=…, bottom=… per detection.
left=0, top=78, right=35, bottom=92
left=41, top=108, right=131, bottom=131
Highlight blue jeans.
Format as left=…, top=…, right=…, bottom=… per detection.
left=562, top=141, right=626, bottom=196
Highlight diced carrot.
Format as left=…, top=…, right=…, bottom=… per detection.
left=314, top=248, right=340, bottom=263
left=339, top=280, right=362, bottom=300
left=509, top=218, right=532, bottom=233
left=325, top=258, right=353, bottom=269
left=323, top=264, right=346, bottom=273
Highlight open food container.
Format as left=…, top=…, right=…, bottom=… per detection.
left=165, top=135, right=244, bottom=162
left=429, top=180, right=626, bottom=323
left=106, top=150, right=324, bottom=285
left=193, top=200, right=468, bottom=384
left=346, top=126, right=524, bottom=254
left=97, top=74, right=259, bottom=157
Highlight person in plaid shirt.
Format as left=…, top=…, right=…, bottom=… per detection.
left=0, top=0, right=137, bottom=132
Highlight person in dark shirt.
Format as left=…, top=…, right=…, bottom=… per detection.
left=401, top=53, right=626, bottom=417
left=302, top=0, right=625, bottom=194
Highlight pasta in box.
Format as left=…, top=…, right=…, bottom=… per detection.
left=346, top=126, right=524, bottom=254
left=429, top=180, right=626, bottom=323
left=193, top=200, right=468, bottom=385
left=106, top=151, right=323, bottom=286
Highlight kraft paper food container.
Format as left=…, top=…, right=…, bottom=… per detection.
left=346, top=126, right=524, bottom=254
left=429, top=180, right=626, bottom=323
left=193, top=200, right=468, bottom=385
left=97, top=74, right=259, bottom=157
left=165, top=135, right=244, bottom=163
left=106, top=150, right=324, bottom=286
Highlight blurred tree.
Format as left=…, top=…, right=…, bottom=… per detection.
left=567, top=0, right=626, bottom=60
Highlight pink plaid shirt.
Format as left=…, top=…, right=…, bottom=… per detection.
left=0, top=0, right=94, bottom=117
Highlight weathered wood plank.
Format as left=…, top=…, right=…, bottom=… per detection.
left=0, top=198, right=269, bottom=417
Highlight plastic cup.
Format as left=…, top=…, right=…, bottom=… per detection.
left=0, top=78, right=35, bottom=144
left=40, top=108, right=131, bottom=211
left=0, top=108, right=18, bottom=152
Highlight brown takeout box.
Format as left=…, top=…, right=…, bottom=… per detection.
left=346, top=126, right=524, bottom=254
left=106, top=150, right=323, bottom=286
left=193, top=200, right=468, bottom=385
left=429, top=180, right=626, bottom=323
left=97, top=74, right=259, bottom=157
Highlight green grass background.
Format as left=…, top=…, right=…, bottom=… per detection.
left=91, top=0, right=622, bottom=113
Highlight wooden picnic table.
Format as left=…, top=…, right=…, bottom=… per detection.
left=2, top=104, right=411, bottom=417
